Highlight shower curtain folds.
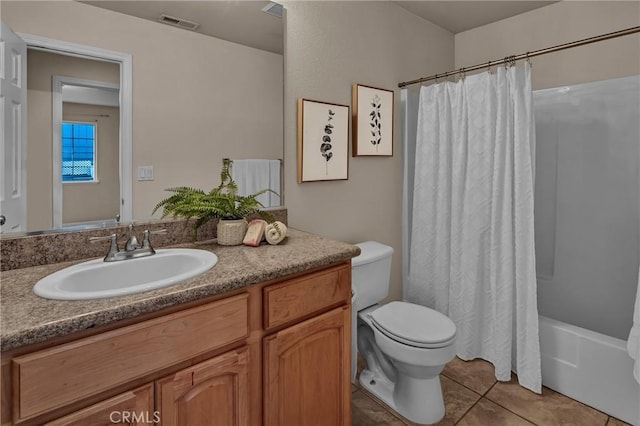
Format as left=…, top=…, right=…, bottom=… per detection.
left=408, top=63, right=541, bottom=393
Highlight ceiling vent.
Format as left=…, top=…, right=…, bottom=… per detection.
left=158, top=14, right=200, bottom=31
left=261, top=2, right=283, bottom=18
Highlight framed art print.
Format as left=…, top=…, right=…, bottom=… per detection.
left=297, top=98, right=349, bottom=183
left=352, top=84, right=394, bottom=156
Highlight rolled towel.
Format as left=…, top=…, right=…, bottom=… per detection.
left=265, top=221, right=287, bottom=245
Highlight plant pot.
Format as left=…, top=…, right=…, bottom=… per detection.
left=217, top=219, right=248, bottom=246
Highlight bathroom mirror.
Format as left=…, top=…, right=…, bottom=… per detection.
left=1, top=0, right=284, bottom=236
left=20, top=45, right=128, bottom=233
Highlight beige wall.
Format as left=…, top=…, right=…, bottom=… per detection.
left=25, top=49, right=120, bottom=230
left=3, top=0, right=283, bottom=226
left=282, top=1, right=454, bottom=302
left=454, top=1, right=640, bottom=89
left=63, top=103, right=120, bottom=224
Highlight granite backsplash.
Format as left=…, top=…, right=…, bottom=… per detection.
left=0, top=208, right=287, bottom=271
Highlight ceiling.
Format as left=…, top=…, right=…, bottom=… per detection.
left=82, top=1, right=557, bottom=55
left=395, top=1, right=556, bottom=34
left=82, top=1, right=285, bottom=53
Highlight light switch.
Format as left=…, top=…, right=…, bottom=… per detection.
left=138, top=166, right=154, bottom=181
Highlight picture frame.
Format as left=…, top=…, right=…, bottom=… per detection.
left=297, top=98, right=349, bottom=183
left=352, top=84, right=394, bottom=156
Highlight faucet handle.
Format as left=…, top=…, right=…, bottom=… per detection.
left=90, top=234, right=119, bottom=260
left=89, top=234, right=118, bottom=244
left=125, top=223, right=140, bottom=251
left=142, top=228, right=166, bottom=251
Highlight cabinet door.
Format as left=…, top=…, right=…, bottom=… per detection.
left=264, top=306, right=351, bottom=426
left=156, top=346, right=249, bottom=426
left=45, top=384, right=154, bottom=426
left=14, top=294, right=248, bottom=422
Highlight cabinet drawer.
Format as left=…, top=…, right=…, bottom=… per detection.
left=13, top=294, right=249, bottom=422
left=263, top=263, right=350, bottom=331
left=45, top=383, right=154, bottom=426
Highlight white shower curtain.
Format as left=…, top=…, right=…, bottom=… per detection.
left=408, top=63, right=541, bottom=393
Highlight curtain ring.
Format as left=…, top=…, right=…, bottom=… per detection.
left=503, top=55, right=516, bottom=68
left=434, top=73, right=439, bottom=83
left=526, top=52, right=532, bottom=66
left=458, top=67, right=465, bottom=82
left=487, top=60, right=493, bottom=74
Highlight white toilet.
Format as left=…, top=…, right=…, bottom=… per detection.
left=352, top=241, right=457, bottom=425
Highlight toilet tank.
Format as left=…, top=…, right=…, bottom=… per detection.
left=352, top=241, right=394, bottom=311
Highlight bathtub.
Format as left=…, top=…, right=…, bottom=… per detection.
left=539, top=316, right=639, bottom=425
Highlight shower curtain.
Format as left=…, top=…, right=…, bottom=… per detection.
left=408, top=63, right=541, bottom=393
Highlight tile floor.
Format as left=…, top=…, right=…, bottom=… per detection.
left=352, top=356, right=631, bottom=425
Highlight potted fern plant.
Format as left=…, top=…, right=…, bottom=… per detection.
left=152, top=160, right=275, bottom=245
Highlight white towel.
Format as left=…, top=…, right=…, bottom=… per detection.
left=265, top=221, right=287, bottom=245
left=230, top=159, right=281, bottom=207
left=628, top=264, right=640, bottom=383
left=268, top=160, right=281, bottom=207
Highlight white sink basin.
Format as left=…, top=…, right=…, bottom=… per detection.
left=34, top=248, right=218, bottom=300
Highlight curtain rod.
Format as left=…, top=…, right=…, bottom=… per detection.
left=398, top=26, right=640, bottom=88
left=223, top=158, right=283, bottom=163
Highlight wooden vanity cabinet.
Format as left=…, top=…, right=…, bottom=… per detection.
left=156, top=346, right=249, bottom=426
left=43, top=384, right=154, bottom=426
left=37, top=347, right=251, bottom=426
left=262, top=264, right=352, bottom=426
left=264, top=307, right=351, bottom=426
left=11, top=295, right=249, bottom=422
left=2, top=261, right=352, bottom=426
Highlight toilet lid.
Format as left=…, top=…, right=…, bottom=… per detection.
left=369, top=301, right=456, bottom=349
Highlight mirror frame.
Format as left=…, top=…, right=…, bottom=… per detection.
left=18, top=32, right=133, bottom=228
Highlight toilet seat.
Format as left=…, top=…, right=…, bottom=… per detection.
left=368, top=301, right=456, bottom=349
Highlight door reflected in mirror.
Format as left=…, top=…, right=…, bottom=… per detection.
left=60, top=91, right=121, bottom=227
left=0, top=21, right=27, bottom=234
left=26, top=49, right=123, bottom=232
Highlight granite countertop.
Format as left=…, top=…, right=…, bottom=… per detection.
left=0, top=229, right=360, bottom=351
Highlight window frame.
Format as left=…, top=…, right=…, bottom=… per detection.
left=61, top=120, right=99, bottom=184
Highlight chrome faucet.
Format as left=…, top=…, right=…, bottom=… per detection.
left=90, top=226, right=167, bottom=262
left=124, top=224, right=140, bottom=251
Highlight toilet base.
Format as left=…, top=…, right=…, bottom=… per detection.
left=359, top=368, right=445, bottom=425
left=359, top=368, right=398, bottom=414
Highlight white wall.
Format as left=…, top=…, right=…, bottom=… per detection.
left=2, top=0, right=283, bottom=225
left=282, top=1, right=454, bottom=302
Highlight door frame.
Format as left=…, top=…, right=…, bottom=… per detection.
left=52, top=76, right=120, bottom=227
left=19, top=33, right=133, bottom=227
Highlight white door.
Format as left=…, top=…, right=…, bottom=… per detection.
left=0, top=21, right=27, bottom=234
